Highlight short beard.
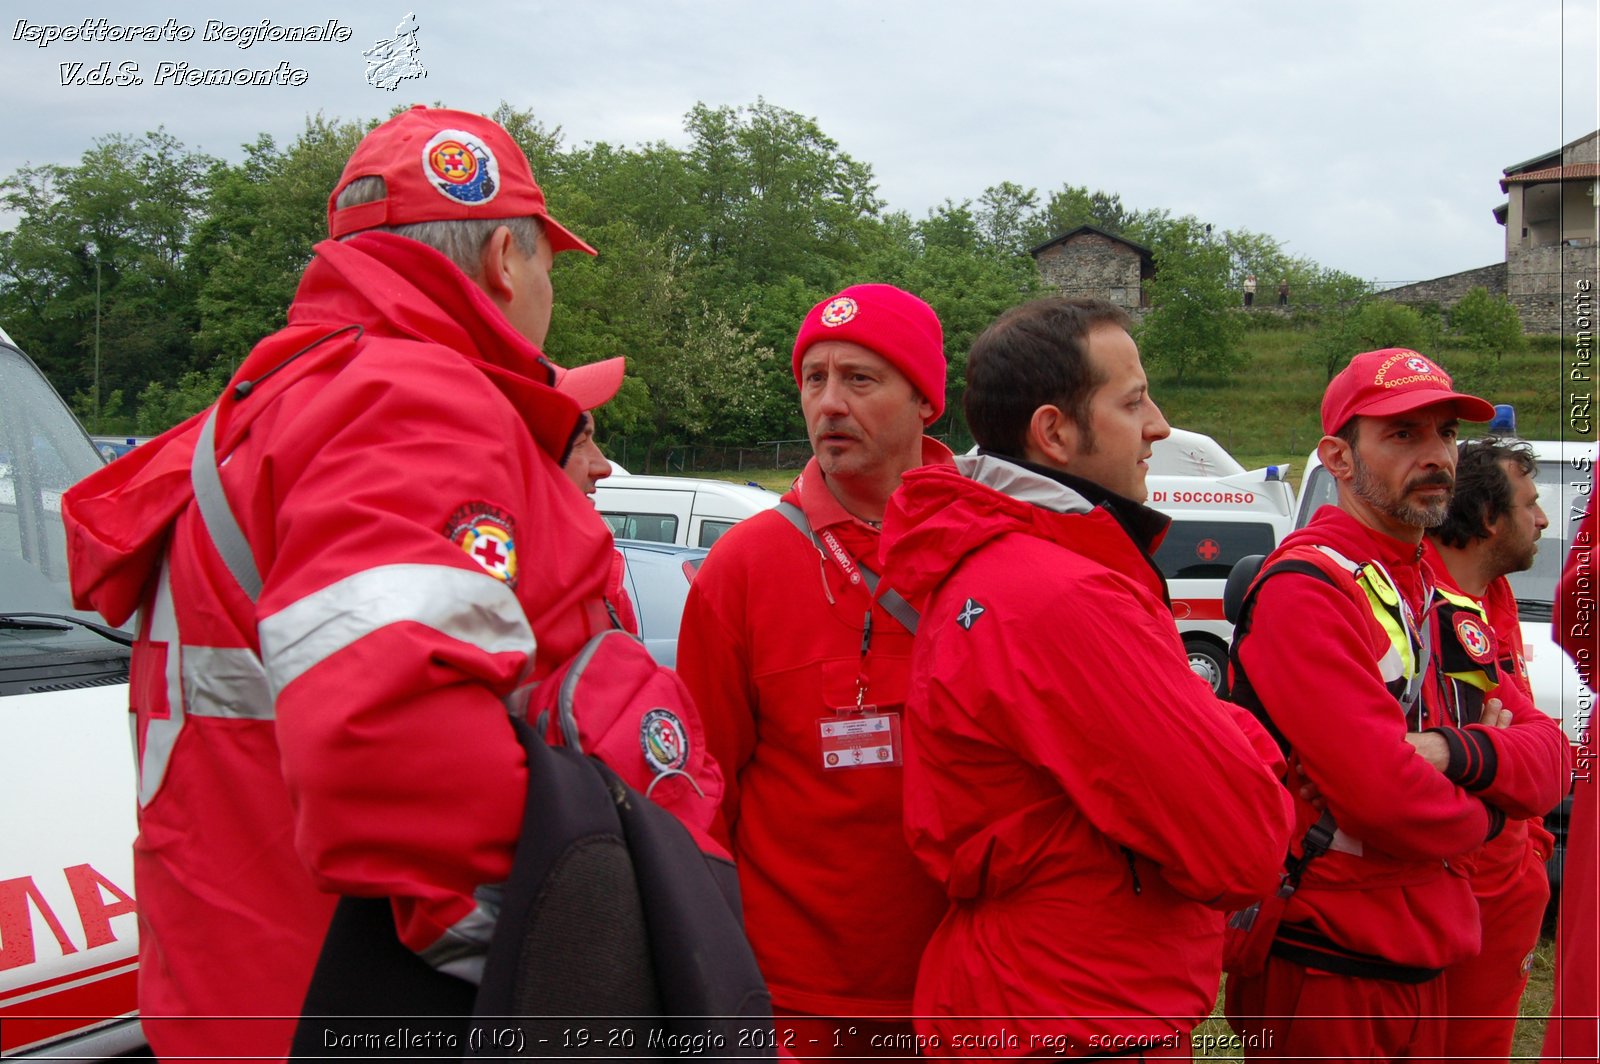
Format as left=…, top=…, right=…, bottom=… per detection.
left=1350, top=447, right=1453, bottom=529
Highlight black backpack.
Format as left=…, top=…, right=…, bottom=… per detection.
left=294, top=668, right=773, bottom=1059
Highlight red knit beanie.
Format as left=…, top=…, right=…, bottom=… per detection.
left=791, top=284, right=947, bottom=422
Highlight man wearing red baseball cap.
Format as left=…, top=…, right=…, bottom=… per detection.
left=1224, top=349, right=1561, bottom=1059
left=677, top=284, right=953, bottom=1052
left=63, top=105, right=618, bottom=1060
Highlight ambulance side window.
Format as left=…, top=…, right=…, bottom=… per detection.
left=1153, top=521, right=1277, bottom=580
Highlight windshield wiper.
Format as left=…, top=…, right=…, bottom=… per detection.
left=0, top=613, right=134, bottom=646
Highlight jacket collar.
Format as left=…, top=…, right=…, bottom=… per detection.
left=969, top=449, right=1171, bottom=556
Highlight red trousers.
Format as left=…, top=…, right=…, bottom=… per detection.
left=1443, top=832, right=1551, bottom=1062
left=1225, top=953, right=1446, bottom=1062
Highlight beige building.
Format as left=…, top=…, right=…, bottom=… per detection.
left=1380, top=130, right=1598, bottom=333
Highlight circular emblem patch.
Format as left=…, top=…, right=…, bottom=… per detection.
left=819, top=296, right=858, bottom=327
left=444, top=502, right=519, bottom=588
left=422, top=129, right=501, bottom=205
left=1405, top=356, right=1433, bottom=376
left=1454, top=614, right=1493, bottom=664
left=640, top=708, right=690, bottom=773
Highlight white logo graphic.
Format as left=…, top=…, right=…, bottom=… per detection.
left=364, top=12, right=426, bottom=91
left=1405, top=356, right=1432, bottom=376
left=957, top=598, right=986, bottom=630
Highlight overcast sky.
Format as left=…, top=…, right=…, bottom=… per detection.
left=3, top=1, right=1597, bottom=287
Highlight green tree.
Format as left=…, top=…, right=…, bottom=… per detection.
left=188, top=115, right=368, bottom=369
left=1137, top=218, right=1244, bottom=382
left=0, top=130, right=217, bottom=427
left=134, top=368, right=228, bottom=434
left=1449, top=287, right=1526, bottom=360
left=1301, top=297, right=1438, bottom=380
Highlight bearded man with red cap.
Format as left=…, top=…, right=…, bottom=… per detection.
left=1224, top=349, right=1566, bottom=1060
left=62, top=106, right=625, bottom=1060
left=677, top=283, right=952, bottom=1052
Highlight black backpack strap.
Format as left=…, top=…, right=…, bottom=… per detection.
left=774, top=500, right=919, bottom=634
left=1227, top=558, right=1338, bottom=759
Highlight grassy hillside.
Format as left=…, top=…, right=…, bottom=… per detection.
left=1148, top=328, right=1580, bottom=473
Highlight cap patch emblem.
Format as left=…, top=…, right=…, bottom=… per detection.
left=1454, top=614, right=1493, bottom=664
left=1373, top=350, right=1449, bottom=391
left=640, top=708, right=690, bottom=773
left=422, top=129, right=500, bottom=205
left=819, top=296, right=858, bottom=328
left=445, top=502, right=518, bottom=587
left=957, top=598, right=986, bottom=630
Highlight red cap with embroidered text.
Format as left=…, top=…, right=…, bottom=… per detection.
left=327, top=105, right=595, bottom=255
left=792, top=283, right=947, bottom=422
left=1321, top=348, right=1495, bottom=435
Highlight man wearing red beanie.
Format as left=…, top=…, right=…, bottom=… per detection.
left=677, top=283, right=952, bottom=1052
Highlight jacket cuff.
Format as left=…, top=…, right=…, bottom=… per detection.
left=1427, top=726, right=1498, bottom=792
left=1483, top=801, right=1506, bottom=842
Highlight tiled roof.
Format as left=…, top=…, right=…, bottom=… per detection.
left=1500, top=163, right=1600, bottom=191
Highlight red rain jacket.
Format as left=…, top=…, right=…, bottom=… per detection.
left=676, top=445, right=952, bottom=1017
left=61, top=233, right=619, bottom=1061
left=880, top=455, right=1293, bottom=1053
left=1236, top=506, right=1535, bottom=972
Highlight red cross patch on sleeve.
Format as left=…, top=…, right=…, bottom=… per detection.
left=444, top=502, right=519, bottom=588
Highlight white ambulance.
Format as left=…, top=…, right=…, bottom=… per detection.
left=1144, top=429, right=1299, bottom=695
left=0, top=328, right=143, bottom=1058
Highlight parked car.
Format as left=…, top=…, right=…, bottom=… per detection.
left=615, top=540, right=708, bottom=668
left=594, top=474, right=779, bottom=549
left=0, top=328, right=143, bottom=1058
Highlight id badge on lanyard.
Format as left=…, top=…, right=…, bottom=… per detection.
left=817, top=607, right=903, bottom=770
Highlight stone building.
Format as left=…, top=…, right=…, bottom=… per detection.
left=1378, top=130, right=1598, bottom=333
left=1029, top=225, right=1154, bottom=316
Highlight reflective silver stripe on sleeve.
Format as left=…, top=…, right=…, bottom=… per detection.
left=416, top=885, right=502, bottom=985
left=258, top=563, right=535, bottom=696
left=181, top=646, right=274, bottom=719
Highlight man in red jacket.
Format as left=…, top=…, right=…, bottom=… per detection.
left=676, top=284, right=952, bottom=1054
left=62, top=106, right=616, bottom=1062
left=880, top=297, right=1294, bottom=1058
left=1425, top=436, right=1568, bottom=1061
left=1225, top=349, right=1565, bottom=1060
left=1544, top=463, right=1597, bottom=1062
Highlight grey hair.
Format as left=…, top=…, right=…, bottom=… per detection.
left=335, top=175, right=542, bottom=274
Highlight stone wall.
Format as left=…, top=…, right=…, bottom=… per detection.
left=1507, top=242, right=1600, bottom=333
left=1034, top=233, right=1145, bottom=312
left=1374, top=262, right=1506, bottom=309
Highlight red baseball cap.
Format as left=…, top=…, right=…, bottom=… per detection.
left=550, top=356, right=625, bottom=412
left=792, top=283, right=947, bottom=422
left=327, top=105, right=595, bottom=255
left=1321, top=348, right=1495, bottom=435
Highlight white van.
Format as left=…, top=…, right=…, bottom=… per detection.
left=0, top=329, right=143, bottom=1057
left=593, top=473, right=780, bottom=549
left=1144, top=430, right=1298, bottom=694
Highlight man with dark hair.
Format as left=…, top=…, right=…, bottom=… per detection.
left=1425, top=437, right=1565, bottom=1062
left=880, top=295, right=1294, bottom=1055
left=1222, top=350, right=1566, bottom=1060
left=63, top=106, right=620, bottom=1059
left=678, top=284, right=953, bottom=1053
